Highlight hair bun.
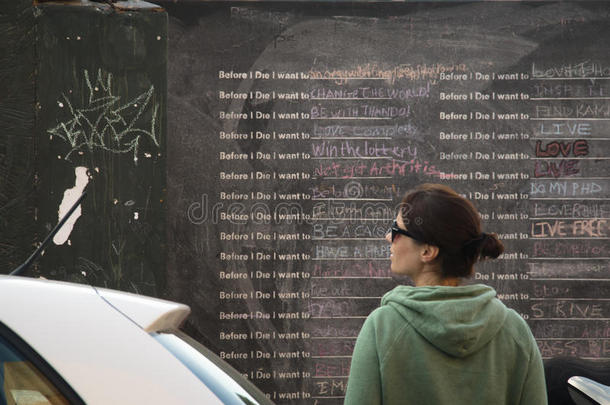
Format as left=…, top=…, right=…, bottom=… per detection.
left=461, top=233, right=504, bottom=260
left=479, top=233, right=504, bottom=259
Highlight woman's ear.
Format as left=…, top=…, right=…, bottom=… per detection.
left=420, top=244, right=440, bottom=263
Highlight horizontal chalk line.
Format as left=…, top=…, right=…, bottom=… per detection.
left=532, top=138, right=610, bottom=140
left=533, top=77, right=610, bottom=80
left=530, top=237, right=610, bottom=240
left=530, top=278, right=610, bottom=282
left=311, top=277, right=392, bottom=280
left=311, top=396, right=348, bottom=399
left=530, top=297, right=610, bottom=300
left=529, top=257, right=610, bottom=260
left=311, top=336, right=358, bottom=339
left=312, top=176, right=393, bottom=179
left=530, top=318, right=610, bottom=320
left=531, top=97, right=610, bottom=100
left=311, top=296, right=381, bottom=299
left=531, top=157, right=610, bottom=160
left=531, top=118, right=610, bottom=121
left=313, top=237, right=385, bottom=240
left=310, top=218, right=394, bottom=221
left=311, top=156, right=391, bottom=159
left=532, top=178, right=610, bottom=180
left=530, top=217, right=609, bottom=220
left=311, top=97, right=392, bottom=100
left=538, top=338, right=610, bottom=340
left=310, top=117, right=391, bottom=120
left=312, top=198, right=392, bottom=201
left=530, top=198, right=609, bottom=200
left=542, top=357, right=610, bottom=361
left=313, top=258, right=388, bottom=261
left=310, top=137, right=392, bottom=140
left=309, top=77, right=386, bottom=80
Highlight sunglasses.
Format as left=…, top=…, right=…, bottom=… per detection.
left=389, top=220, right=418, bottom=242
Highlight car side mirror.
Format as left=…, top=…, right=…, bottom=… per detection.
left=568, top=376, right=610, bottom=405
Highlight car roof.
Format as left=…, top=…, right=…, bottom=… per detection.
left=0, top=275, right=223, bottom=405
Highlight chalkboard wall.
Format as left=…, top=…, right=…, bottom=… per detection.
left=162, top=2, right=610, bottom=403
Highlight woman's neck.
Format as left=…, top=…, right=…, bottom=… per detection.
left=414, top=268, right=461, bottom=287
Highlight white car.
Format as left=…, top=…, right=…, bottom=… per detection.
left=0, top=275, right=274, bottom=405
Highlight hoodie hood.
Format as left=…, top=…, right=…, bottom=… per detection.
left=381, top=284, right=508, bottom=357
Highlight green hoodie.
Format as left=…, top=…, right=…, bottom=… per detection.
left=344, top=284, right=547, bottom=405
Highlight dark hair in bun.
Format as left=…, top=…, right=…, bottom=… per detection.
left=399, top=183, right=504, bottom=278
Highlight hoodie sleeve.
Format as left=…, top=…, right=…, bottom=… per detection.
left=519, top=337, right=548, bottom=405
left=344, top=314, right=382, bottom=405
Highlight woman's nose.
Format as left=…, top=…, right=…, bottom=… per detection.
left=385, top=231, right=392, bottom=243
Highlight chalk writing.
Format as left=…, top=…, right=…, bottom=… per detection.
left=313, top=123, right=418, bottom=138
left=532, top=61, right=610, bottom=79
left=307, top=62, right=468, bottom=83
left=314, top=159, right=440, bottom=178
left=48, top=69, right=160, bottom=164
left=311, top=140, right=417, bottom=159
left=314, top=379, right=348, bottom=397
left=530, top=180, right=607, bottom=197
left=528, top=262, right=609, bottom=278
left=533, top=240, right=610, bottom=258
left=531, top=219, right=609, bottom=238
left=310, top=83, right=431, bottom=100
left=533, top=202, right=610, bottom=218
left=312, top=262, right=390, bottom=278
left=537, top=339, right=610, bottom=358
left=531, top=300, right=607, bottom=318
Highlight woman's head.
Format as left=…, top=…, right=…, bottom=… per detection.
left=389, top=183, right=504, bottom=279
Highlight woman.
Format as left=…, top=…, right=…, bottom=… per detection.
left=344, top=184, right=547, bottom=405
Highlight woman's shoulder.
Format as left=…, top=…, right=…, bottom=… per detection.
left=498, top=306, right=538, bottom=348
left=501, top=306, right=531, bottom=329
left=369, top=303, right=403, bottom=319
left=360, top=304, right=415, bottom=358
left=364, top=302, right=413, bottom=335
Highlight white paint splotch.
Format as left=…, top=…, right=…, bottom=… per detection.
left=53, top=167, right=89, bottom=245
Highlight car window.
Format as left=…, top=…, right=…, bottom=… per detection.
left=153, top=331, right=274, bottom=405
left=0, top=334, right=69, bottom=405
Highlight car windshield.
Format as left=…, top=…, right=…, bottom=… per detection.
left=152, top=331, right=273, bottom=405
